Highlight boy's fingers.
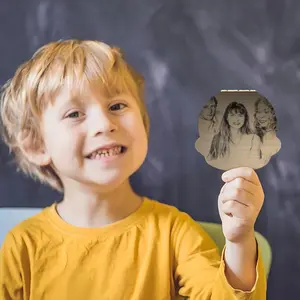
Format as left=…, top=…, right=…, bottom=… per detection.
left=219, top=188, right=255, bottom=207
left=222, top=167, right=260, bottom=186
left=221, top=200, right=250, bottom=219
left=220, top=178, right=257, bottom=196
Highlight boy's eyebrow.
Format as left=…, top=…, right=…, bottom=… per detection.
left=56, top=92, right=134, bottom=113
left=111, top=93, right=133, bottom=100
left=57, top=96, right=83, bottom=112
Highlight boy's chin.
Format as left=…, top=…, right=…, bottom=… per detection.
left=84, top=173, right=130, bottom=191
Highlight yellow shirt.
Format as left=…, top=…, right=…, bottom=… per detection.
left=0, top=197, right=266, bottom=299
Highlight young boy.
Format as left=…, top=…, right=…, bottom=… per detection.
left=0, top=39, right=266, bottom=299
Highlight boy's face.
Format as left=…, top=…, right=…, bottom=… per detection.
left=38, top=83, right=148, bottom=191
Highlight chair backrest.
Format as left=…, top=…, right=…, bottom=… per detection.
left=199, top=221, right=272, bottom=277
left=0, top=209, right=272, bottom=277
left=0, top=208, right=42, bottom=246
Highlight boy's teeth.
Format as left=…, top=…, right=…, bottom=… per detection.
left=90, top=146, right=122, bottom=159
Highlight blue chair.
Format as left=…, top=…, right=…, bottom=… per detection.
left=199, top=221, right=272, bottom=277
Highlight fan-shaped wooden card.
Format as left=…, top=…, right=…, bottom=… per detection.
left=195, top=90, right=281, bottom=170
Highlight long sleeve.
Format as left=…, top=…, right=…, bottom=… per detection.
left=0, top=199, right=267, bottom=299
left=172, top=212, right=267, bottom=299
left=0, top=232, right=28, bottom=300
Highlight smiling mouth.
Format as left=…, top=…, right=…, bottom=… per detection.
left=86, top=146, right=127, bottom=160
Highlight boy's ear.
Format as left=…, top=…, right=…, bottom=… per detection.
left=17, top=131, right=52, bottom=166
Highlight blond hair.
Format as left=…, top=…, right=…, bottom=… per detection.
left=0, top=39, right=150, bottom=192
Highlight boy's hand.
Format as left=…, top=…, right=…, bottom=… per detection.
left=218, top=167, right=264, bottom=243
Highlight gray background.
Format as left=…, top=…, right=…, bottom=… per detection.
left=1, top=1, right=299, bottom=299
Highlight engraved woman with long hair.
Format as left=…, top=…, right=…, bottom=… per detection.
left=195, top=96, right=220, bottom=156
left=254, top=97, right=281, bottom=164
left=197, top=96, right=219, bottom=135
left=207, top=102, right=261, bottom=169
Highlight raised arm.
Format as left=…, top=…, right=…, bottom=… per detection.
left=172, top=183, right=266, bottom=299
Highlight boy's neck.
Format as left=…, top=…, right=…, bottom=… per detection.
left=56, top=180, right=143, bottom=228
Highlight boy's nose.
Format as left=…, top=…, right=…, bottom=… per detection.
left=88, top=111, right=118, bottom=136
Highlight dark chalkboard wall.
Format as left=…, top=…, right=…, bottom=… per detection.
left=1, top=1, right=300, bottom=299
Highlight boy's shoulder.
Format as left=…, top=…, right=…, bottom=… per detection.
left=147, top=198, right=210, bottom=245
left=145, top=197, right=197, bottom=226
left=147, top=197, right=181, bottom=215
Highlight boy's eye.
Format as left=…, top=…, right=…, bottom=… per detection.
left=66, top=111, right=82, bottom=118
left=110, top=103, right=127, bottom=111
